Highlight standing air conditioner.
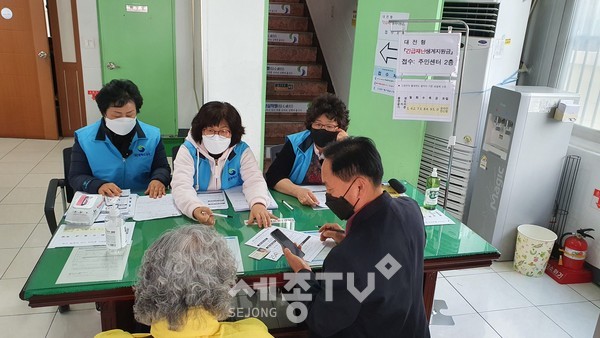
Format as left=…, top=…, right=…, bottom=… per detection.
left=418, top=0, right=532, bottom=221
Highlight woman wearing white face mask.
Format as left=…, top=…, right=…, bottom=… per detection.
left=69, top=79, right=171, bottom=198
left=171, top=101, right=276, bottom=227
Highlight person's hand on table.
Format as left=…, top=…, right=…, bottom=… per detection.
left=294, top=187, right=319, bottom=206
left=193, top=206, right=215, bottom=226
left=98, top=183, right=122, bottom=197
left=336, top=129, right=349, bottom=141
left=145, top=180, right=166, bottom=198
left=247, top=203, right=278, bottom=228
left=283, top=247, right=311, bottom=272
left=318, top=223, right=346, bottom=244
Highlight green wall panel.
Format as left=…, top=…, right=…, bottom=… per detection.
left=348, top=0, right=443, bottom=185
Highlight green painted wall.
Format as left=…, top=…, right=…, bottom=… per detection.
left=98, top=0, right=178, bottom=136
left=348, top=0, right=443, bottom=185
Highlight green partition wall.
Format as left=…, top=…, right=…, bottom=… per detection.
left=348, top=0, right=443, bottom=185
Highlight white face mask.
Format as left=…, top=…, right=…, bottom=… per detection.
left=202, top=134, right=231, bottom=154
left=105, top=117, right=137, bottom=136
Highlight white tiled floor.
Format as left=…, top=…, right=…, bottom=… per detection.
left=1, top=137, right=599, bottom=337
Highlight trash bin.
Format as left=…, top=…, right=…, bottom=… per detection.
left=513, top=224, right=557, bottom=277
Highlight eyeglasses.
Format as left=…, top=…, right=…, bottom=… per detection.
left=203, top=128, right=232, bottom=137
left=312, top=122, right=339, bottom=132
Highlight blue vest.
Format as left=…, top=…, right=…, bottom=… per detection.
left=287, top=130, right=314, bottom=184
left=182, top=140, right=247, bottom=191
left=75, top=120, right=160, bottom=191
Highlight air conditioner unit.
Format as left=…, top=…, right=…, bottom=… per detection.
left=418, top=0, right=532, bottom=221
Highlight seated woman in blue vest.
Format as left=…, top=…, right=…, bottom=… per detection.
left=265, top=94, right=349, bottom=206
left=171, top=101, right=275, bottom=227
left=69, top=79, right=171, bottom=198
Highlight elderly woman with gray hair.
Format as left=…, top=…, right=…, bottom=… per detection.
left=95, top=225, right=272, bottom=338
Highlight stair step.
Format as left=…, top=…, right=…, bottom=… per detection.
left=269, top=2, right=304, bottom=16
left=268, top=45, right=316, bottom=62
left=267, top=63, right=322, bottom=79
left=266, top=112, right=307, bottom=123
left=268, top=30, right=313, bottom=46
left=265, top=122, right=306, bottom=144
left=266, top=80, right=327, bottom=97
left=268, top=15, right=308, bottom=31
left=266, top=100, right=310, bottom=113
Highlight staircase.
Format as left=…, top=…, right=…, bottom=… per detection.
left=264, top=0, right=332, bottom=170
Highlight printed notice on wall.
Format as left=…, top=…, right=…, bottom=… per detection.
left=393, top=80, right=455, bottom=122
left=397, top=33, right=461, bottom=76
left=372, top=12, right=409, bottom=96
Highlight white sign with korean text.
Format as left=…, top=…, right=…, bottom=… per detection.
left=372, top=12, right=409, bottom=96
left=397, top=33, right=461, bottom=76
left=393, top=80, right=456, bottom=122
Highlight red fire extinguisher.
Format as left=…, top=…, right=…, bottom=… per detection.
left=559, top=228, right=595, bottom=270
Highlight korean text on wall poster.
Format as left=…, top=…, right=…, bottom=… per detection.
left=393, top=80, right=455, bottom=122
left=397, top=33, right=461, bottom=76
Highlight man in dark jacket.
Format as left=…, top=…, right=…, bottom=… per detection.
left=283, top=136, right=429, bottom=338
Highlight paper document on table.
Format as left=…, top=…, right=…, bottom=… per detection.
left=224, top=236, right=244, bottom=274
left=99, top=194, right=138, bottom=220
left=421, top=208, right=455, bottom=226
left=301, top=185, right=329, bottom=210
left=303, top=231, right=335, bottom=266
left=48, top=222, right=136, bottom=248
left=224, top=186, right=278, bottom=212
left=56, top=245, right=131, bottom=284
left=245, top=227, right=326, bottom=262
left=197, top=191, right=229, bottom=210
left=133, top=194, right=181, bottom=221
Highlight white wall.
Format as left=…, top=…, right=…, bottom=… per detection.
left=75, top=0, right=102, bottom=125
left=564, top=126, right=600, bottom=269
left=201, top=0, right=268, bottom=159
left=305, top=0, right=356, bottom=104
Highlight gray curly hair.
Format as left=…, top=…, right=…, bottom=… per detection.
left=133, top=225, right=237, bottom=330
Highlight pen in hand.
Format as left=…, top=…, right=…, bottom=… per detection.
left=315, top=225, right=345, bottom=233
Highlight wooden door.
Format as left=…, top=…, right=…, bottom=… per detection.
left=47, top=0, right=86, bottom=137
left=0, top=0, right=59, bottom=139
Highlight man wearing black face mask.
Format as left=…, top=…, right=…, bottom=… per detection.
left=265, top=94, right=350, bottom=207
left=283, top=137, right=429, bottom=338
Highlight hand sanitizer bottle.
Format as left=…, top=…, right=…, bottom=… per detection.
left=423, top=168, right=440, bottom=210
left=105, top=205, right=125, bottom=255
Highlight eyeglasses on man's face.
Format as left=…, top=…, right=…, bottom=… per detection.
left=202, top=128, right=232, bottom=137
left=311, top=122, right=339, bottom=132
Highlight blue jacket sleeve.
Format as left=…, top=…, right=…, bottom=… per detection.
left=68, top=136, right=108, bottom=194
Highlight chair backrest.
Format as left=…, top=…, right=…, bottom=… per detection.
left=170, top=145, right=180, bottom=174
left=63, top=147, right=74, bottom=203
left=270, top=144, right=284, bottom=162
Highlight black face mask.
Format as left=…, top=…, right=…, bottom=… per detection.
left=311, top=128, right=339, bottom=148
left=325, top=178, right=359, bottom=220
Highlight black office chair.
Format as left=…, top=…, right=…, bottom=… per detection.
left=43, top=147, right=74, bottom=314
left=270, top=144, right=284, bottom=162
left=44, top=147, right=74, bottom=235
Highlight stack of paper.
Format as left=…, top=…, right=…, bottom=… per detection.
left=421, top=208, right=455, bottom=226
left=133, top=194, right=182, bottom=221
left=48, top=222, right=136, bottom=248
left=197, top=191, right=229, bottom=210
left=224, top=186, right=278, bottom=212
left=301, top=185, right=328, bottom=210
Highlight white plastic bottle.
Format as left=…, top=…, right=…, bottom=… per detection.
left=105, top=205, right=126, bottom=255
left=423, top=168, right=440, bottom=210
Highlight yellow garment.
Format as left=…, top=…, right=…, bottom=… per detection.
left=95, top=308, right=272, bottom=338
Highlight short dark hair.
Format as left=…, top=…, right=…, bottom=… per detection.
left=190, top=101, right=245, bottom=146
left=95, top=79, right=143, bottom=115
left=305, top=93, right=350, bottom=130
left=323, top=137, right=383, bottom=185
